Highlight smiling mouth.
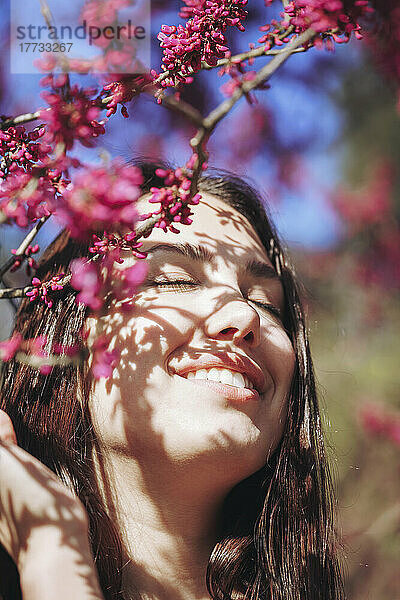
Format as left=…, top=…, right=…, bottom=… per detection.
left=180, top=367, right=255, bottom=390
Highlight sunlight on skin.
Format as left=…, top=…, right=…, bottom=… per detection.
left=84, top=193, right=296, bottom=600
left=87, top=193, right=295, bottom=485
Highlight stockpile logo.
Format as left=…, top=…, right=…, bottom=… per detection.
left=10, top=0, right=151, bottom=75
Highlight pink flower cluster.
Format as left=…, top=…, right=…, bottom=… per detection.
left=359, top=403, right=400, bottom=448
left=10, top=244, right=39, bottom=274
left=155, top=0, right=248, bottom=88
left=70, top=259, right=103, bottom=311
left=35, top=0, right=140, bottom=76
left=57, top=160, right=143, bottom=239
left=286, top=0, right=373, bottom=41
left=220, top=65, right=270, bottom=101
left=102, top=74, right=152, bottom=118
left=147, top=162, right=202, bottom=234
left=90, top=334, right=120, bottom=379
left=0, top=170, right=54, bottom=227
left=90, top=232, right=148, bottom=260
left=40, top=74, right=105, bottom=151
left=26, top=274, right=65, bottom=308
left=80, top=0, right=140, bottom=74
left=259, top=0, right=373, bottom=50
left=0, top=124, right=48, bottom=177
left=0, top=123, right=57, bottom=226
left=81, top=0, right=130, bottom=30
left=71, top=242, right=148, bottom=312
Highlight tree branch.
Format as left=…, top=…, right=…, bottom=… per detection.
left=200, top=43, right=305, bottom=70
left=0, top=111, right=42, bottom=130
left=203, top=28, right=315, bottom=132
left=0, top=215, right=51, bottom=278
left=0, top=213, right=162, bottom=300
left=158, top=95, right=204, bottom=128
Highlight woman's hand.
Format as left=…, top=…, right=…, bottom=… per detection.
left=0, top=409, right=104, bottom=600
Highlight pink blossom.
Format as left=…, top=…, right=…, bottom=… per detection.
left=39, top=75, right=105, bottom=151
left=102, top=74, right=151, bottom=118
left=259, top=0, right=373, bottom=51
left=57, top=161, right=143, bottom=239
left=0, top=124, right=48, bottom=178
left=10, top=244, right=39, bottom=274
left=26, top=274, right=65, bottom=308
left=89, top=233, right=144, bottom=258
left=285, top=0, right=373, bottom=41
left=91, top=334, right=120, bottom=379
left=220, top=69, right=268, bottom=102
left=0, top=333, right=23, bottom=362
left=70, top=258, right=103, bottom=310
left=0, top=171, right=54, bottom=227
left=112, top=260, right=149, bottom=308
left=148, top=164, right=201, bottom=234
left=81, top=0, right=131, bottom=31
left=155, top=0, right=248, bottom=88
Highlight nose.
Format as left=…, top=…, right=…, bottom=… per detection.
left=204, top=299, right=261, bottom=348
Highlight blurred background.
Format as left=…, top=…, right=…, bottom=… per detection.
left=0, top=1, right=399, bottom=598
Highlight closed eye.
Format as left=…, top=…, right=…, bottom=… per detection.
left=148, top=281, right=282, bottom=319
left=149, top=279, right=199, bottom=292
left=248, top=300, right=282, bottom=319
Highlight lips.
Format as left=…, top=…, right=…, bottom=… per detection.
left=169, top=352, right=266, bottom=394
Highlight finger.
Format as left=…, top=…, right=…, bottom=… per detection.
left=0, top=410, right=17, bottom=445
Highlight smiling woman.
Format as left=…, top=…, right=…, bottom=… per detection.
left=0, top=164, right=344, bottom=600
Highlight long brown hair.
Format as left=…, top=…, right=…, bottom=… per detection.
left=0, top=163, right=345, bottom=600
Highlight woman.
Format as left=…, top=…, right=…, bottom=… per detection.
left=0, top=164, right=344, bottom=600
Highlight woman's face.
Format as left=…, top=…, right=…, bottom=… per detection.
left=89, top=193, right=295, bottom=488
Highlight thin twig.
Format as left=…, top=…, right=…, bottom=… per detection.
left=200, top=43, right=305, bottom=70
left=0, top=111, right=41, bottom=130
left=0, top=215, right=51, bottom=278
left=186, top=28, right=315, bottom=200
left=0, top=279, right=18, bottom=312
left=0, top=284, right=36, bottom=299
left=159, top=95, right=203, bottom=128
left=203, top=28, right=315, bottom=132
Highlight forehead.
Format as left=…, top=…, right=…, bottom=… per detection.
left=137, top=192, right=271, bottom=265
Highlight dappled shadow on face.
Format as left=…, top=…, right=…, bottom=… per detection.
left=87, top=214, right=293, bottom=538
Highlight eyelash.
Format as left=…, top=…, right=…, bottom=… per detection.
left=151, top=280, right=282, bottom=319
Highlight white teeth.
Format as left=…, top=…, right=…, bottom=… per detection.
left=182, top=367, right=252, bottom=389
left=233, top=372, right=246, bottom=388
left=194, top=369, right=208, bottom=380
left=219, top=368, right=234, bottom=386
left=206, top=367, right=222, bottom=383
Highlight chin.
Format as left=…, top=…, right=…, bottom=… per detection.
left=154, top=417, right=276, bottom=485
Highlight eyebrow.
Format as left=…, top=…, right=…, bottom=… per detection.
left=144, top=242, right=279, bottom=280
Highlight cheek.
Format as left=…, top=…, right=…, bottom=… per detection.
left=261, top=322, right=296, bottom=392
left=257, top=324, right=296, bottom=450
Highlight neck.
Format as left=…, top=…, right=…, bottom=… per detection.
left=93, top=447, right=233, bottom=600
